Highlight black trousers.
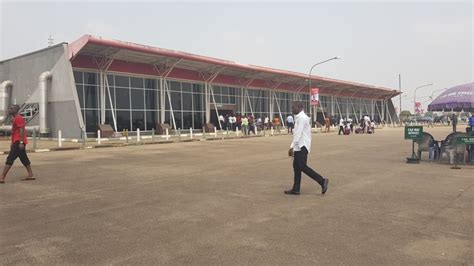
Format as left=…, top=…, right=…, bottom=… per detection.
left=292, top=146, right=324, bottom=192
left=338, top=126, right=344, bottom=135
left=6, top=142, right=31, bottom=166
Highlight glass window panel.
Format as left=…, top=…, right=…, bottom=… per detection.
left=131, top=77, right=144, bottom=88
left=84, top=72, right=97, bottom=85
left=85, top=109, right=98, bottom=132
left=193, top=112, right=204, bottom=129
left=164, top=111, right=171, bottom=125
left=116, top=111, right=131, bottom=131
left=145, top=79, right=156, bottom=89
left=146, top=111, right=157, bottom=131
left=193, top=93, right=203, bottom=112
left=107, top=75, right=114, bottom=86
left=84, top=85, right=98, bottom=109
left=182, top=112, right=193, bottom=129
left=222, top=87, right=229, bottom=95
left=145, top=90, right=157, bottom=110
left=132, top=111, right=145, bottom=130
left=192, top=83, right=203, bottom=93
left=74, top=71, right=83, bottom=83
left=115, top=75, right=129, bottom=87
left=76, top=85, right=84, bottom=108
left=173, top=111, right=182, bottom=129
left=182, top=93, right=192, bottom=111
left=213, top=94, right=222, bottom=104
left=170, top=81, right=181, bottom=92
left=171, top=91, right=181, bottom=110
left=115, top=87, right=130, bottom=109
left=213, top=86, right=221, bottom=95
left=105, top=110, right=115, bottom=127
left=182, top=83, right=192, bottom=92
left=131, top=89, right=145, bottom=109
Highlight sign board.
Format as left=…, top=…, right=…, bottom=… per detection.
left=310, top=88, right=319, bottom=106
left=456, top=136, right=474, bottom=145
left=404, top=126, right=423, bottom=140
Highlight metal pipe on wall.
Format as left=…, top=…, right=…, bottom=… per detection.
left=0, top=80, right=13, bottom=124
left=39, top=71, right=52, bottom=134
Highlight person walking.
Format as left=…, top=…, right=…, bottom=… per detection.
left=264, top=116, right=269, bottom=130
left=286, top=115, right=294, bottom=134
left=0, top=105, right=34, bottom=184
left=324, top=116, right=331, bottom=133
left=348, top=117, right=354, bottom=133
left=248, top=115, right=256, bottom=135
left=241, top=116, right=249, bottom=135
left=338, top=117, right=344, bottom=135
left=285, top=101, right=328, bottom=195
left=451, top=113, right=458, bottom=132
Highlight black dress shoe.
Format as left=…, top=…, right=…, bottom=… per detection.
left=284, top=189, right=300, bottom=195
left=321, top=178, right=329, bottom=195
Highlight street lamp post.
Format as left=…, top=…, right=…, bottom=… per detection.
left=308, top=56, right=340, bottom=123
left=413, top=83, right=433, bottom=115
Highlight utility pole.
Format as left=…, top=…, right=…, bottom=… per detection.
left=399, top=74, right=402, bottom=125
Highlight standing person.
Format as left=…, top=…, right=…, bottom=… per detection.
left=236, top=114, right=242, bottom=131
left=286, top=115, right=294, bottom=134
left=241, top=116, right=249, bottom=135
left=348, top=117, right=354, bottom=133
left=218, top=114, right=225, bottom=130
left=248, top=115, right=256, bottom=135
left=324, top=116, right=331, bottom=133
left=451, top=113, right=458, bottom=132
left=229, top=114, right=235, bottom=131
left=273, top=116, right=281, bottom=131
left=264, top=116, right=269, bottom=130
left=285, top=101, right=329, bottom=195
left=338, top=117, right=345, bottom=135
left=371, top=121, right=376, bottom=134
left=0, top=105, right=34, bottom=184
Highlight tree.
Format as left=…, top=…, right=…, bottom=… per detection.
left=400, top=110, right=411, bottom=117
left=424, top=111, right=433, bottom=117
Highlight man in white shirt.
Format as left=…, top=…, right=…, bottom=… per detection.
left=286, top=115, right=294, bottom=134
left=338, top=117, right=345, bottom=135
left=218, top=114, right=225, bottom=129
left=285, top=101, right=329, bottom=195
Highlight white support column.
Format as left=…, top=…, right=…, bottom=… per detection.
left=331, top=96, right=335, bottom=116
left=58, top=130, right=62, bottom=147
left=104, top=75, right=117, bottom=131
left=240, top=87, right=245, bottom=115
left=274, top=91, right=285, bottom=127
left=99, top=71, right=106, bottom=124
left=245, top=89, right=254, bottom=117
left=164, top=80, right=177, bottom=130
left=209, top=84, right=222, bottom=130
left=371, top=99, right=375, bottom=121
left=160, top=78, right=165, bottom=124
left=205, top=82, right=211, bottom=123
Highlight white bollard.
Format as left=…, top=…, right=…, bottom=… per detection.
left=97, top=130, right=101, bottom=144
left=190, top=128, right=193, bottom=139
left=214, top=127, right=217, bottom=137
left=236, top=128, right=239, bottom=137
left=137, top=128, right=140, bottom=142
left=165, top=128, right=170, bottom=140
left=58, top=130, right=62, bottom=147
left=271, top=126, right=274, bottom=136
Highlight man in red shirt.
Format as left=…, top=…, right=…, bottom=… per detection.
left=0, top=105, right=34, bottom=183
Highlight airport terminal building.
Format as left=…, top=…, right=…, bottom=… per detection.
left=0, top=35, right=400, bottom=138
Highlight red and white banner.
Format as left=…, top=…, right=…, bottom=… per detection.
left=310, top=88, right=319, bottom=106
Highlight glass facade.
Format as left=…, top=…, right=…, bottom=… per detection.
left=73, top=70, right=386, bottom=132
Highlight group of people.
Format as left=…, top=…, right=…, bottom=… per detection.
left=218, top=114, right=289, bottom=135
left=335, top=115, right=375, bottom=135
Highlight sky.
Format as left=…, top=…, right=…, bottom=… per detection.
left=0, top=0, right=472, bottom=112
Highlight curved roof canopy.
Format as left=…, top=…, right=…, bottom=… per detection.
left=69, top=35, right=400, bottom=100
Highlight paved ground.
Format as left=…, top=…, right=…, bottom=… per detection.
left=0, top=126, right=472, bottom=265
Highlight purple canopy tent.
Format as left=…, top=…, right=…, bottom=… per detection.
left=428, top=82, right=474, bottom=112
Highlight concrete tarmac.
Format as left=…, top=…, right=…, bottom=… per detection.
left=0, top=127, right=472, bottom=265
